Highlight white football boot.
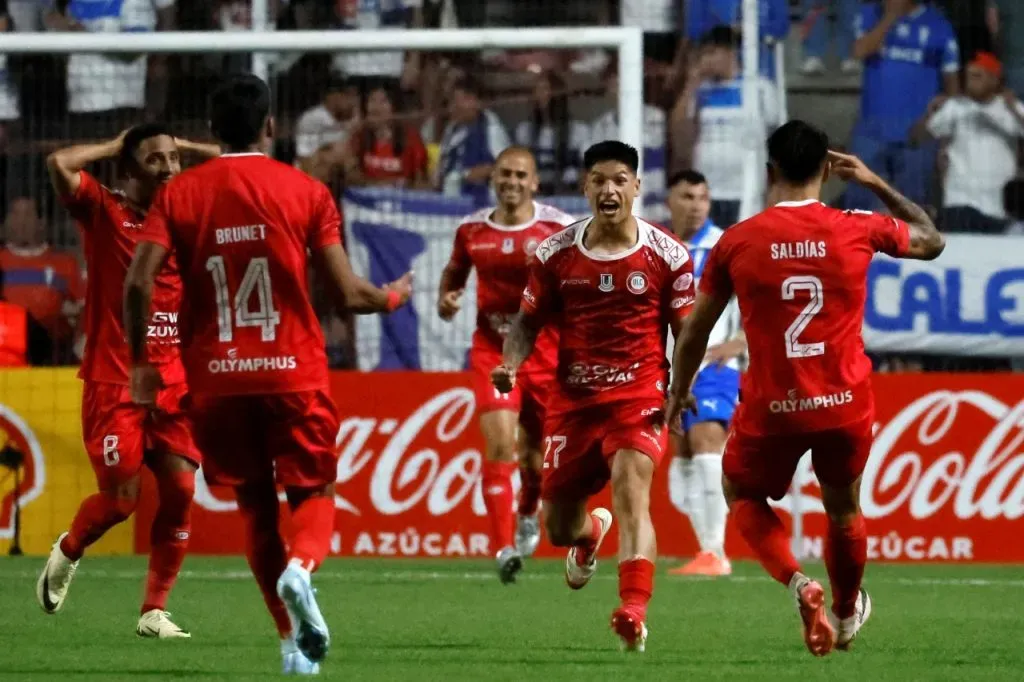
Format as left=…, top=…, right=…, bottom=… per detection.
left=515, top=512, right=541, bottom=557
left=564, top=508, right=613, bottom=590
left=282, top=636, right=321, bottom=675
left=37, top=532, right=78, bottom=614
left=831, top=588, right=872, bottom=651
left=496, top=546, right=524, bottom=585
left=277, top=561, right=330, bottom=664
left=137, top=609, right=191, bottom=639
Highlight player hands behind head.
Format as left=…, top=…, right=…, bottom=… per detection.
left=664, top=171, right=744, bottom=579
left=492, top=140, right=697, bottom=652
left=664, top=120, right=944, bottom=657
left=123, top=73, right=411, bottom=676
left=438, top=146, right=573, bottom=585
left=37, top=124, right=219, bottom=640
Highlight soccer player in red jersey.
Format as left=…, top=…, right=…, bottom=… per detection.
left=492, top=141, right=696, bottom=651
left=665, top=120, right=945, bottom=656
left=37, top=125, right=219, bottom=638
left=438, top=146, right=574, bottom=584
left=123, top=75, right=411, bottom=675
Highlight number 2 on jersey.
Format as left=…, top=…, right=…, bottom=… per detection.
left=206, top=256, right=281, bottom=342
left=781, top=275, right=824, bottom=358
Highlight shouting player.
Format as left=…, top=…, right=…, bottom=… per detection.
left=438, top=146, right=573, bottom=584
left=124, top=75, right=411, bottom=675
left=37, top=126, right=218, bottom=638
left=665, top=120, right=944, bottom=656
left=664, top=170, right=744, bottom=577
left=492, top=141, right=696, bottom=651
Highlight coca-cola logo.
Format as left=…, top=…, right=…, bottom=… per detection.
left=764, top=390, right=1024, bottom=521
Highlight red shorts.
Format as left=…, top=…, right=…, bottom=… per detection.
left=723, top=414, right=874, bottom=501
left=188, top=390, right=340, bottom=489
left=469, top=346, right=552, bottom=443
left=81, top=381, right=201, bottom=489
left=540, top=400, right=668, bottom=502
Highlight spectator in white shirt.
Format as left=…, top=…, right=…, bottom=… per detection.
left=0, top=2, right=18, bottom=134
left=671, top=26, right=781, bottom=226
left=513, top=71, right=588, bottom=196
left=294, top=76, right=361, bottom=182
left=917, top=51, right=1024, bottom=234
left=44, top=0, right=175, bottom=140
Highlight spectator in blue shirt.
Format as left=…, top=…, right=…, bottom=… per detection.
left=846, top=0, right=960, bottom=211
left=685, top=0, right=790, bottom=79
left=436, top=76, right=511, bottom=205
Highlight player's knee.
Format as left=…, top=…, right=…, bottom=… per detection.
left=610, top=451, right=653, bottom=514
left=157, top=471, right=196, bottom=515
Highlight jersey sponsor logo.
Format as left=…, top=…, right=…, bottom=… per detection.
left=769, top=389, right=855, bottom=414
left=560, top=278, right=590, bottom=287
left=147, top=311, right=179, bottom=343
left=627, top=271, right=648, bottom=295
left=671, top=296, right=693, bottom=309
left=883, top=45, right=925, bottom=64
left=673, top=273, right=693, bottom=291
left=468, top=243, right=497, bottom=251
left=771, top=240, right=827, bottom=260
left=522, top=287, right=537, bottom=305
left=565, top=361, right=641, bottom=387
left=121, top=221, right=142, bottom=231
left=207, top=354, right=298, bottom=374
left=599, top=273, right=614, bottom=292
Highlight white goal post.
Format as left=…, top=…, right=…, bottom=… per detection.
left=3, top=27, right=645, bottom=211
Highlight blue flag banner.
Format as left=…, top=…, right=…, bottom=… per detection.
left=864, top=235, right=1024, bottom=357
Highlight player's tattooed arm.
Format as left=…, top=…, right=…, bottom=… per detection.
left=492, top=312, right=540, bottom=394
left=46, top=129, right=128, bottom=199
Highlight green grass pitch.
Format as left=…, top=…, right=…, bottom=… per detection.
left=0, top=557, right=1021, bottom=681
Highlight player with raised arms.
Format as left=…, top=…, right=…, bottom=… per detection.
left=492, top=141, right=696, bottom=651
left=37, top=125, right=219, bottom=638
left=438, top=146, right=574, bottom=584
left=665, top=120, right=945, bottom=656
left=664, top=170, right=745, bottom=577
left=123, top=74, right=412, bottom=675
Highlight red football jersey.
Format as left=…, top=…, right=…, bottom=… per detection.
left=64, top=171, right=185, bottom=386
left=521, top=217, right=695, bottom=414
left=446, top=202, right=574, bottom=371
left=351, top=125, right=428, bottom=185
left=140, top=153, right=341, bottom=397
left=700, top=200, right=911, bottom=436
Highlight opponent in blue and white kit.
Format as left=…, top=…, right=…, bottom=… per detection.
left=664, top=171, right=746, bottom=577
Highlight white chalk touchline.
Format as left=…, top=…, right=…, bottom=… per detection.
left=4, top=568, right=1024, bottom=588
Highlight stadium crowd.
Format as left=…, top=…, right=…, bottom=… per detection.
left=0, top=0, right=1019, bottom=371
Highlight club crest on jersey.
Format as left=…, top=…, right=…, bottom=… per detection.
left=501, top=238, right=515, bottom=254
left=627, top=271, right=648, bottom=295
left=599, top=273, right=615, bottom=292
left=524, top=239, right=539, bottom=256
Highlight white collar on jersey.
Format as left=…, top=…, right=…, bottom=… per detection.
left=774, top=199, right=822, bottom=208
left=574, top=216, right=647, bottom=262
left=485, top=202, right=539, bottom=232
left=219, top=152, right=265, bottom=158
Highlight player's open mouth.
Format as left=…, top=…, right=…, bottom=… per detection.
left=599, top=201, right=619, bottom=213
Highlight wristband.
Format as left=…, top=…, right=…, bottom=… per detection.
left=385, top=289, right=402, bottom=312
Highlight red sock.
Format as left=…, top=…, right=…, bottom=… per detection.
left=517, top=465, right=542, bottom=516
left=571, top=511, right=602, bottom=564
left=618, top=557, right=655, bottom=621
left=731, top=499, right=801, bottom=586
left=142, top=469, right=194, bottom=614
left=61, top=492, right=137, bottom=561
left=825, top=514, right=867, bottom=619
left=288, top=494, right=335, bottom=573
left=481, top=460, right=516, bottom=552
left=237, top=486, right=291, bottom=638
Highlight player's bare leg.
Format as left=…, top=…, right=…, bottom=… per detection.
left=515, top=428, right=543, bottom=558
left=38, top=476, right=140, bottom=614
left=137, top=451, right=196, bottom=639
left=669, top=423, right=731, bottom=576
left=724, top=476, right=834, bottom=656
left=821, top=477, right=871, bottom=650
left=479, top=410, right=523, bottom=583
left=544, top=497, right=613, bottom=590
left=235, top=478, right=319, bottom=674
left=278, top=484, right=335, bottom=665
left=609, top=449, right=656, bottom=652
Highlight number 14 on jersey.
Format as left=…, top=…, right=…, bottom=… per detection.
left=206, top=256, right=281, bottom=343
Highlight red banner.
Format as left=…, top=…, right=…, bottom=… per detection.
left=135, top=372, right=1024, bottom=562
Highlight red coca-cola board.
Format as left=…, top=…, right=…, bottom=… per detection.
left=135, top=372, right=1024, bottom=562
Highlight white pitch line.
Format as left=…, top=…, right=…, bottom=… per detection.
left=4, top=568, right=1024, bottom=588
